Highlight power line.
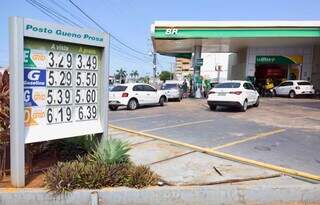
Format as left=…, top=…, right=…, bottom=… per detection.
left=110, top=40, right=150, bottom=62
left=26, top=0, right=150, bottom=64
left=26, top=0, right=64, bottom=24
left=68, top=0, right=150, bottom=57
left=111, top=45, right=150, bottom=63
left=47, top=0, right=93, bottom=28
left=27, top=0, right=81, bottom=27
left=110, top=50, right=151, bottom=66
left=26, top=0, right=153, bottom=69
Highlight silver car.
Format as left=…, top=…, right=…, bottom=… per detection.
left=160, top=83, right=183, bottom=101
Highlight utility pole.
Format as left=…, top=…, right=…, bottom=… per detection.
left=170, top=62, right=174, bottom=80
left=152, top=52, right=157, bottom=79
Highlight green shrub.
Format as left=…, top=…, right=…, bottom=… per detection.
left=89, top=137, right=130, bottom=165
left=49, top=134, right=100, bottom=161
left=44, top=156, right=131, bottom=194
left=44, top=157, right=159, bottom=194
left=127, top=165, right=160, bottom=188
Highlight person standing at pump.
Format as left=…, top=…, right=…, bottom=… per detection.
left=182, top=79, right=188, bottom=98
left=203, top=79, right=211, bottom=98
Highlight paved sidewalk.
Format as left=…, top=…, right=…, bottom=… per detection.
left=109, top=127, right=310, bottom=186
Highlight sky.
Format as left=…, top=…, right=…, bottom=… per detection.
left=1, top=0, right=320, bottom=76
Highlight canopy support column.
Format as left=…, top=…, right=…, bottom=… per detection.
left=192, top=46, right=202, bottom=98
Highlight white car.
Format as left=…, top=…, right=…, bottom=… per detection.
left=207, top=81, right=259, bottom=112
left=274, top=80, right=315, bottom=98
left=108, top=83, right=167, bottom=111
left=160, top=83, right=183, bottom=101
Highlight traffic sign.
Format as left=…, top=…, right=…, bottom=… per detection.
left=9, top=17, right=109, bottom=187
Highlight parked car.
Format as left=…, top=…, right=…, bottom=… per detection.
left=274, top=80, right=315, bottom=98
left=207, top=81, right=259, bottom=112
left=160, top=83, right=182, bottom=101
left=109, top=83, right=167, bottom=111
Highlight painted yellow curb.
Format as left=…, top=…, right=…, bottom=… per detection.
left=212, top=129, right=286, bottom=150
left=109, top=124, right=320, bottom=182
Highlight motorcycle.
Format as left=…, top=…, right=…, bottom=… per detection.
left=262, top=88, right=274, bottom=97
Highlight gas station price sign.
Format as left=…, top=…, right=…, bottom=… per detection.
left=9, top=17, right=109, bottom=187
left=24, top=39, right=100, bottom=127
left=11, top=17, right=109, bottom=144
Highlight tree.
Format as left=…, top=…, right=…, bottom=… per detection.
left=133, top=70, right=139, bottom=79
left=130, top=70, right=139, bottom=82
left=115, top=68, right=127, bottom=84
left=143, top=76, right=150, bottom=84
left=159, top=71, right=173, bottom=82
left=129, top=71, right=134, bottom=79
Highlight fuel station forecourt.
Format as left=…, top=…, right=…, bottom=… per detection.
left=151, top=21, right=320, bottom=96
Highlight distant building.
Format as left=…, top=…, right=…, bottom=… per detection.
left=174, top=58, right=193, bottom=80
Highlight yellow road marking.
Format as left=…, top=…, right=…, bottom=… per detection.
left=108, top=131, right=125, bottom=135
left=109, top=124, right=320, bottom=182
left=212, top=129, right=286, bottom=150
left=110, top=114, right=165, bottom=122
left=142, top=119, right=214, bottom=132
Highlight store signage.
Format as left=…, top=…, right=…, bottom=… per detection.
left=256, top=56, right=303, bottom=65
left=165, top=28, right=179, bottom=35
left=9, top=17, right=109, bottom=186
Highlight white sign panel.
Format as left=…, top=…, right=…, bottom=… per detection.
left=10, top=16, right=109, bottom=187
left=13, top=17, right=109, bottom=144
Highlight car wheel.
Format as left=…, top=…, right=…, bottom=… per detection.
left=209, top=105, right=216, bottom=111
left=159, top=96, right=165, bottom=106
left=127, top=99, right=138, bottom=110
left=177, top=97, right=181, bottom=102
left=109, top=105, right=118, bottom=111
left=241, top=99, right=248, bottom=112
left=253, top=97, right=260, bottom=107
left=289, top=90, right=296, bottom=98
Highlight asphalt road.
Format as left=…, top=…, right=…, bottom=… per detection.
left=108, top=97, right=320, bottom=176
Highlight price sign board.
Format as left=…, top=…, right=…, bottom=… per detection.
left=9, top=17, right=109, bottom=186
left=23, top=38, right=106, bottom=143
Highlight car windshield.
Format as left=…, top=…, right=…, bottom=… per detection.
left=161, top=84, right=178, bottom=90
left=297, top=82, right=311, bottom=86
left=215, top=82, right=241, bottom=88
left=111, top=85, right=127, bottom=91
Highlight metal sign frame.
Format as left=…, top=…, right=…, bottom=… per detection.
left=9, top=16, right=109, bottom=187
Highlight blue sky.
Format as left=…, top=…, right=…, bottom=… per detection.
left=1, top=0, right=320, bottom=76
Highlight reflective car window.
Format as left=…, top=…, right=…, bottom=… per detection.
left=297, top=82, right=311, bottom=85
left=161, top=84, right=178, bottom=90
left=247, top=83, right=255, bottom=90
left=111, top=86, right=127, bottom=92
left=215, top=83, right=241, bottom=88
left=243, top=83, right=250, bottom=90
left=133, top=85, right=143, bottom=91
left=143, top=85, right=156, bottom=92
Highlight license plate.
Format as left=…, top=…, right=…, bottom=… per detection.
left=218, top=93, right=226, bottom=96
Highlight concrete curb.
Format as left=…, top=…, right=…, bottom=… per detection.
left=0, top=185, right=319, bottom=205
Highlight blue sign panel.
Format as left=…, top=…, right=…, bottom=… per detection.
left=24, top=69, right=46, bottom=87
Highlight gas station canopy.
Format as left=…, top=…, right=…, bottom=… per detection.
left=151, top=21, right=320, bottom=56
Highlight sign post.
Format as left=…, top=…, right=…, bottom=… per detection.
left=9, top=17, right=109, bottom=187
